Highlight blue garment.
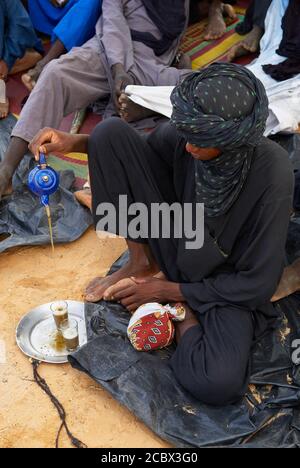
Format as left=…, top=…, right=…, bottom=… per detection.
left=0, top=0, right=43, bottom=71
left=28, top=0, right=102, bottom=52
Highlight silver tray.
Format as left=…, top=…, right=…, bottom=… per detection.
left=16, top=301, right=87, bottom=364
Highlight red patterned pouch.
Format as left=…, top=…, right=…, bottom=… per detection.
left=127, top=302, right=186, bottom=352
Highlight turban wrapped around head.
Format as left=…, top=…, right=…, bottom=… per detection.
left=170, top=63, right=269, bottom=217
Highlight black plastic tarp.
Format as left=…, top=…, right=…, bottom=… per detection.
left=69, top=250, right=300, bottom=448
left=69, top=134, right=300, bottom=447
left=0, top=115, right=92, bottom=252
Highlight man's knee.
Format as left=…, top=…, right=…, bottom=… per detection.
left=174, top=364, right=248, bottom=406
left=89, top=118, right=133, bottom=160
left=39, top=59, right=63, bottom=84
left=91, top=117, right=127, bottom=140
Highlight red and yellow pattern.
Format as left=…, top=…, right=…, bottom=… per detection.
left=127, top=303, right=186, bottom=352
left=181, top=2, right=248, bottom=70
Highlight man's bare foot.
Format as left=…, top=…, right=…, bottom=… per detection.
left=85, top=259, right=160, bottom=303
left=75, top=188, right=92, bottom=210
left=0, top=164, right=13, bottom=201
left=10, top=50, right=43, bottom=75
left=271, top=259, right=300, bottom=302
left=119, top=93, right=157, bottom=123
left=21, top=59, right=45, bottom=91
left=204, top=2, right=237, bottom=41
left=0, top=98, right=9, bottom=120
left=223, top=3, right=237, bottom=21
left=228, top=25, right=263, bottom=62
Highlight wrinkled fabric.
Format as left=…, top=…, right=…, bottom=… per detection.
left=247, top=0, right=300, bottom=135
left=69, top=261, right=300, bottom=447
left=130, top=0, right=186, bottom=56
left=124, top=1, right=300, bottom=136
left=28, top=0, right=102, bottom=52
left=263, top=0, right=300, bottom=82
left=0, top=115, right=92, bottom=253
left=170, top=63, right=269, bottom=217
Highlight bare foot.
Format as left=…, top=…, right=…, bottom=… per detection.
left=21, top=60, right=45, bottom=91
left=271, top=259, right=300, bottom=302
left=204, top=3, right=237, bottom=41
left=75, top=188, right=92, bottom=210
left=85, top=259, right=160, bottom=303
left=119, top=93, right=157, bottom=123
left=10, top=50, right=43, bottom=75
left=223, top=3, right=237, bottom=21
left=228, top=25, right=263, bottom=62
left=0, top=98, right=9, bottom=120
left=0, top=164, right=13, bottom=201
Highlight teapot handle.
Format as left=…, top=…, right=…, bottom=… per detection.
left=39, top=153, right=47, bottom=167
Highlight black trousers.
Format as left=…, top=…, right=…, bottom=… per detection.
left=88, top=118, right=254, bottom=406
left=236, top=0, right=272, bottom=35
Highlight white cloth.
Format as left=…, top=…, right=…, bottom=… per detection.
left=126, top=0, right=300, bottom=136
left=125, top=85, right=174, bottom=118
left=0, top=79, right=6, bottom=104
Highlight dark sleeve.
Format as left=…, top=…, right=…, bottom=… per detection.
left=181, top=158, right=295, bottom=311
left=146, top=122, right=181, bottom=168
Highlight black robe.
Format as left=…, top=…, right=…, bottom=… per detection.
left=88, top=118, right=294, bottom=405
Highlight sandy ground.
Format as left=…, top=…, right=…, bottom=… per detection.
left=0, top=228, right=170, bottom=448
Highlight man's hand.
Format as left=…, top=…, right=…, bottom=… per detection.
left=103, top=277, right=168, bottom=312
left=29, top=128, right=88, bottom=160
left=174, top=304, right=199, bottom=343
left=112, top=64, right=134, bottom=112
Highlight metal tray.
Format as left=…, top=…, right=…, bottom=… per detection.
left=16, top=301, right=87, bottom=364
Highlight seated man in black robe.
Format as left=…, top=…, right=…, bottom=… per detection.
left=29, top=63, right=294, bottom=406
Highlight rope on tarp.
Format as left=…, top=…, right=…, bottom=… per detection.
left=31, top=359, right=88, bottom=449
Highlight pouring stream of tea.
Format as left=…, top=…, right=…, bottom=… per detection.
left=45, top=205, right=55, bottom=254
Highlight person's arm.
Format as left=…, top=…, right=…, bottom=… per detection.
left=181, top=180, right=294, bottom=311
left=100, top=0, right=134, bottom=72
left=29, top=128, right=89, bottom=160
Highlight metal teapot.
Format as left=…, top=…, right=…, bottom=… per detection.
left=28, top=153, right=59, bottom=207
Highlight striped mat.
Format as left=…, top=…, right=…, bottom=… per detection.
left=181, top=1, right=248, bottom=69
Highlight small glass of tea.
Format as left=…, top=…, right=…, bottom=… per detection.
left=51, top=301, right=69, bottom=331
left=60, top=318, right=80, bottom=352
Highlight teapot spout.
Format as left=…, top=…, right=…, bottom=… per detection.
left=41, top=195, right=50, bottom=207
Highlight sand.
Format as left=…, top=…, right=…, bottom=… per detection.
left=0, top=228, right=170, bottom=448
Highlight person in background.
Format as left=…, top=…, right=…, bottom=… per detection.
left=22, top=0, right=103, bottom=91
left=28, top=63, right=294, bottom=405
left=189, top=0, right=237, bottom=40
left=0, top=0, right=43, bottom=119
left=228, top=0, right=272, bottom=62
left=0, top=0, right=192, bottom=201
